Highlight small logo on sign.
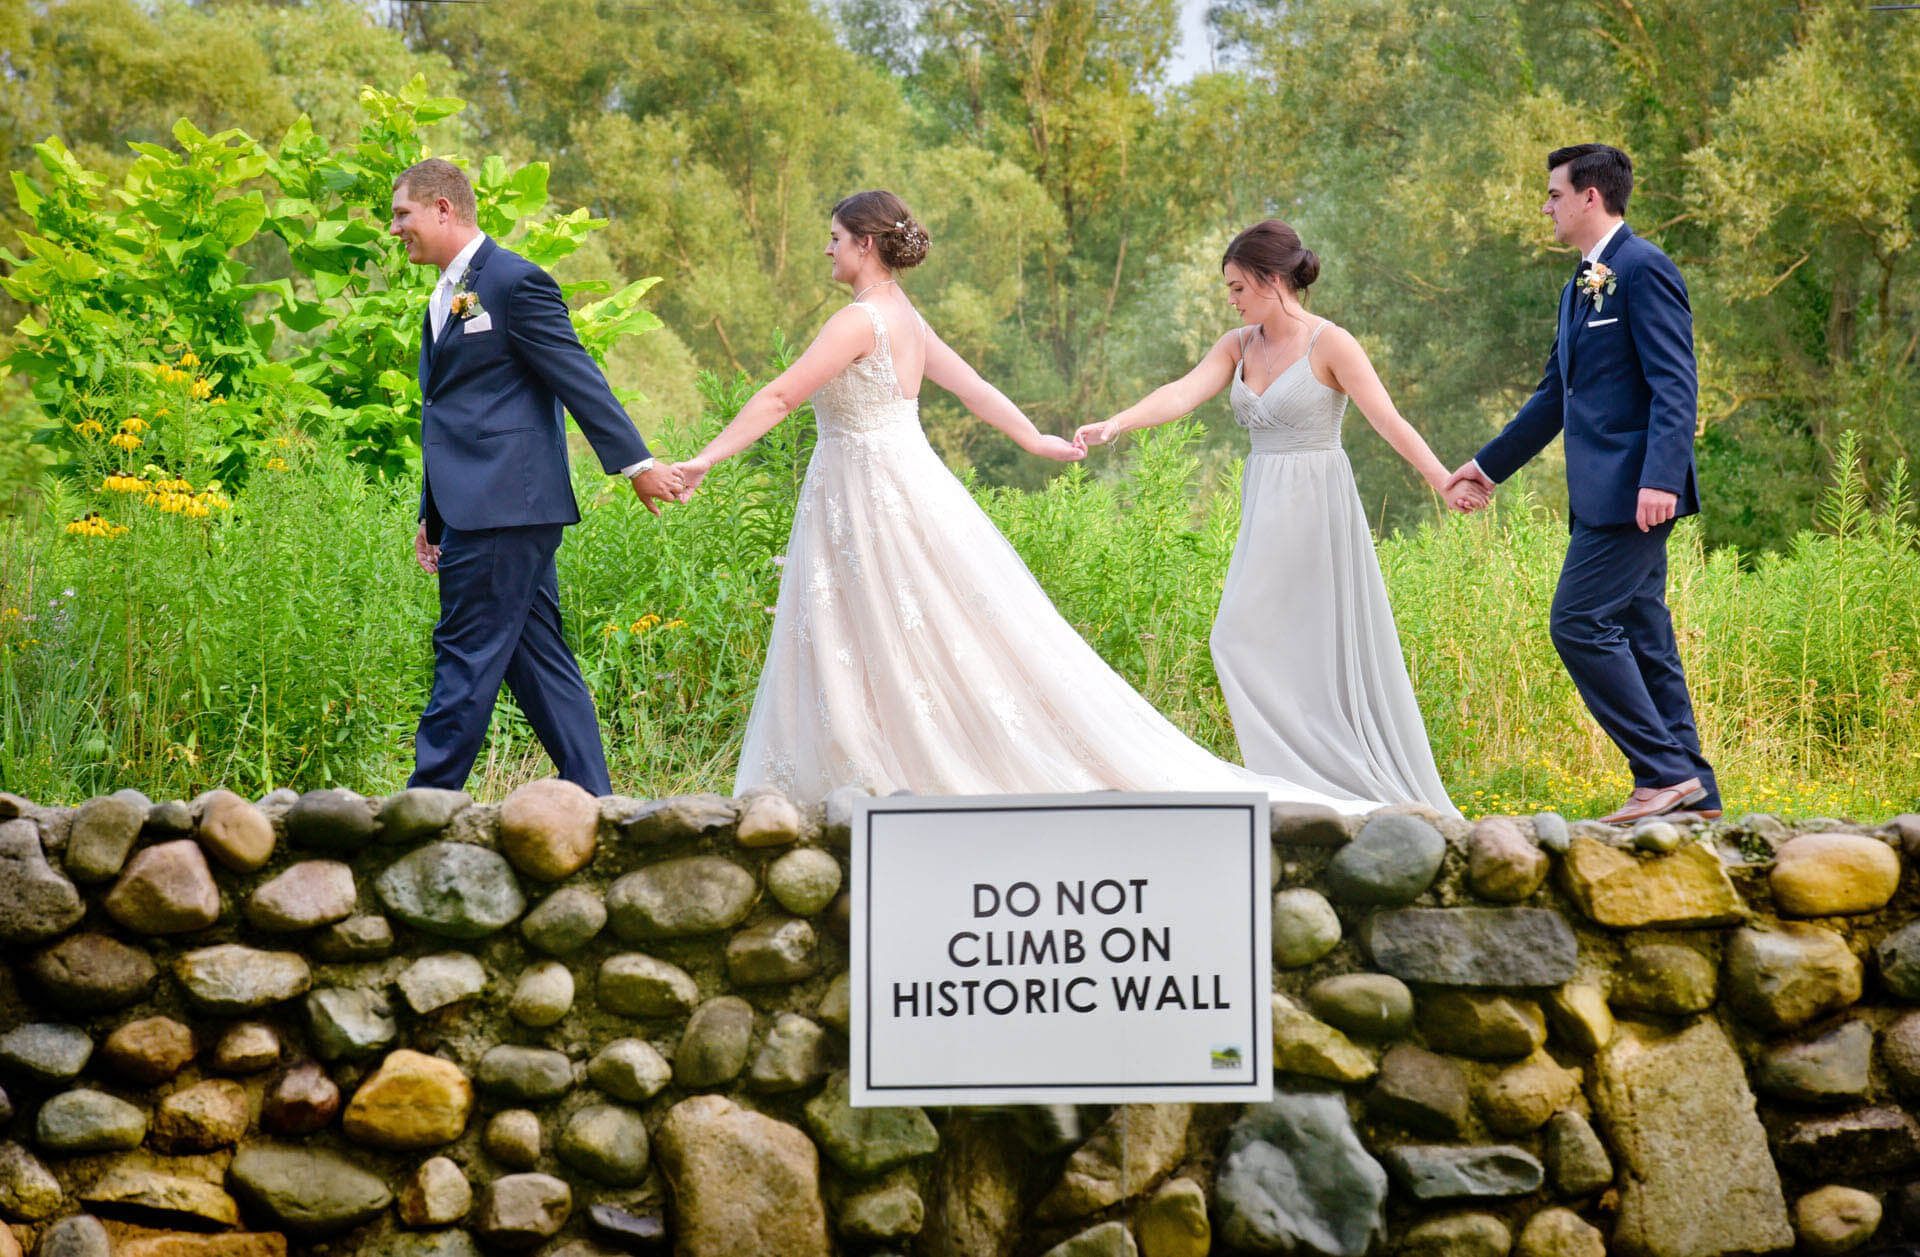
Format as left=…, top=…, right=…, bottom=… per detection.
left=1210, top=1045, right=1244, bottom=1070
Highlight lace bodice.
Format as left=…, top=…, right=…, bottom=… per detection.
left=812, top=302, right=922, bottom=437
left=1230, top=320, right=1347, bottom=454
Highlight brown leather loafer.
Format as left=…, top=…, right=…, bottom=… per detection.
left=1599, top=777, right=1706, bottom=825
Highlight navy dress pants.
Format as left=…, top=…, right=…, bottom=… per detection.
left=409, top=523, right=613, bottom=796
left=1549, top=519, right=1719, bottom=808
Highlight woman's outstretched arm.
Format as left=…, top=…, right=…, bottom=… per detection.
left=1320, top=326, right=1486, bottom=510
left=1073, top=330, right=1241, bottom=449
left=675, top=306, right=874, bottom=492
left=923, top=323, right=1082, bottom=462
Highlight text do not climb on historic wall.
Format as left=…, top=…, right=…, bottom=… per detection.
left=850, top=793, right=1273, bottom=1106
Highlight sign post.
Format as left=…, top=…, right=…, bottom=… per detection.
left=850, top=793, right=1273, bottom=1106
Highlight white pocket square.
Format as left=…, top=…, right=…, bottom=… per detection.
left=1586, top=317, right=1619, bottom=328
left=463, top=312, right=494, bottom=333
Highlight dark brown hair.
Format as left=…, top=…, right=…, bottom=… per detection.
left=832, top=190, right=930, bottom=270
left=1222, top=219, right=1319, bottom=293
left=1548, top=143, right=1633, bottom=215
left=394, top=157, right=477, bottom=225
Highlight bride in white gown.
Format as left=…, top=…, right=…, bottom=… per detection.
left=671, top=191, right=1377, bottom=814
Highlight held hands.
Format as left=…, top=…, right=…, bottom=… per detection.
left=1072, top=418, right=1122, bottom=452
left=630, top=463, right=687, bottom=516
left=667, top=457, right=712, bottom=503
left=1030, top=435, right=1086, bottom=463
left=413, top=521, right=441, bottom=574
left=1441, top=462, right=1496, bottom=514
left=1636, top=487, right=1678, bottom=532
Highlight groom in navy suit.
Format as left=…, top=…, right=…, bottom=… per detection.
left=389, top=158, right=682, bottom=796
left=1450, top=144, right=1720, bottom=823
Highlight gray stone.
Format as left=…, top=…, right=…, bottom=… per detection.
left=0, top=1024, right=93, bottom=1082
left=558, top=1104, right=651, bottom=1186
left=1381, top=1145, right=1543, bottom=1199
left=608, top=793, right=738, bottom=844
left=1398, top=1213, right=1513, bottom=1257
left=1533, top=811, right=1572, bottom=854
left=150, top=1078, right=250, bottom=1152
left=822, top=785, right=865, bottom=850
left=1724, top=923, right=1863, bottom=1031
left=598, top=952, right=699, bottom=1017
left=1420, top=992, right=1547, bottom=1060
left=1325, top=813, right=1447, bottom=905
left=34, top=1214, right=110, bottom=1257
left=103, top=839, right=221, bottom=934
left=376, top=787, right=472, bottom=844
left=736, top=787, right=805, bottom=847
left=750, top=1013, right=831, bottom=1092
left=1272, top=887, right=1342, bottom=968
left=607, top=856, right=757, bottom=941
left=818, top=972, right=852, bottom=1033
left=312, top=913, right=394, bottom=961
left=655, top=1093, right=830, bottom=1257
left=1610, top=941, right=1718, bottom=1015
left=838, top=1177, right=924, bottom=1242
left=1883, top=1011, right=1920, bottom=1096
left=396, top=951, right=489, bottom=1013
left=284, top=787, right=379, bottom=849
left=0, top=1142, right=63, bottom=1220
left=1042, top=1221, right=1138, bottom=1257
left=397, top=1155, right=472, bottom=1227
left=587, top=1203, right=668, bottom=1248
left=375, top=841, right=525, bottom=939
left=1632, top=819, right=1685, bottom=853
left=484, top=1109, right=544, bottom=1168
left=388, top=1229, right=483, bottom=1256
left=27, top=933, right=157, bottom=1011
left=476, top=1045, right=574, bottom=1103
left=0, top=819, right=85, bottom=943
left=1361, top=907, right=1578, bottom=986
left=304, top=987, right=397, bottom=1061
left=226, top=1144, right=394, bottom=1238
left=1271, top=802, right=1351, bottom=846
left=1468, top=817, right=1549, bottom=902
left=210, top=1021, right=280, bottom=1073
left=1516, top=1208, right=1606, bottom=1257
left=1757, top=1020, right=1874, bottom=1105
left=1594, top=1019, right=1793, bottom=1257
left=767, top=848, right=842, bottom=915
left=35, top=1088, right=147, bottom=1153
left=584, top=1038, right=671, bottom=1104
left=1775, top=1106, right=1920, bottom=1178
left=176, top=944, right=311, bottom=1012
left=1545, top=1111, right=1614, bottom=1197
left=1305, top=973, right=1413, bottom=1040
left=65, top=794, right=147, bottom=882
left=246, top=860, right=357, bottom=932
left=1877, top=920, right=1920, bottom=999
left=475, top=1172, right=572, bottom=1251
left=1214, top=1089, right=1389, bottom=1255
left=521, top=886, right=607, bottom=955
left=1367, top=1044, right=1471, bottom=1137
left=726, top=916, right=818, bottom=985
left=148, top=798, right=193, bottom=833
left=677, top=997, right=756, bottom=1088
left=193, top=789, right=275, bottom=872
left=509, top=960, right=574, bottom=1026
left=804, top=1071, right=939, bottom=1178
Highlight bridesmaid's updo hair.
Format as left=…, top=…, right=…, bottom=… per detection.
left=1222, top=219, right=1319, bottom=294
left=833, top=190, right=930, bottom=270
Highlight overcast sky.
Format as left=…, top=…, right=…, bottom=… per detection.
left=1166, top=0, right=1217, bottom=82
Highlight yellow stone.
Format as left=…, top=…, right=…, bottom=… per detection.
left=342, top=1049, right=472, bottom=1150
left=1547, top=982, right=1615, bottom=1055
left=1271, top=994, right=1376, bottom=1083
left=1559, top=837, right=1744, bottom=928
left=1136, top=1176, right=1210, bottom=1257
left=1771, top=834, right=1901, bottom=916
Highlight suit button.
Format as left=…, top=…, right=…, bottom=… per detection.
left=424, top=399, right=432, bottom=407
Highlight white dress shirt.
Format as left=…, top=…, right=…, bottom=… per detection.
left=425, top=231, right=652, bottom=483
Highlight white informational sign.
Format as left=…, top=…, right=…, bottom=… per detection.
left=850, top=793, right=1273, bottom=1107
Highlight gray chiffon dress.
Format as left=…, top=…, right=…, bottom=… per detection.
left=1210, top=320, right=1457, bottom=814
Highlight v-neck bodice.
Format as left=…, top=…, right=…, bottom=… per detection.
left=1230, top=322, right=1348, bottom=454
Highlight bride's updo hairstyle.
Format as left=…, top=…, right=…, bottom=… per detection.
left=1222, top=219, right=1320, bottom=294
left=833, top=190, right=930, bottom=270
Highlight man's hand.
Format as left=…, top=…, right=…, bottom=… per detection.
left=630, top=463, right=685, bottom=516
left=413, top=521, right=441, bottom=574
left=1442, top=462, right=1496, bottom=513
left=1636, top=487, right=1678, bottom=533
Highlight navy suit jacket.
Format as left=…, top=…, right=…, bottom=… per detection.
left=1476, top=223, right=1700, bottom=527
left=417, top=236, right=650, bottom=543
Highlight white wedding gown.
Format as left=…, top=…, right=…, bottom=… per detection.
left=733, top=302, right=1378, bottom=814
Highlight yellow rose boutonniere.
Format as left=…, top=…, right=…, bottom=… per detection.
left=1577, top=262, right=1618, bottom=313
left=450, top=290, right=484, bottom=321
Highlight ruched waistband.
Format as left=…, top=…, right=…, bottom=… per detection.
left=1246, top=427, right=1341, bottom=455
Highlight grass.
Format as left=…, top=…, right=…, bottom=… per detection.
left=4, top=384, right=1916, bottom=821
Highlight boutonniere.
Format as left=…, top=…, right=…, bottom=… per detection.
left=450, top=288, right=484, bottom=321
left=1577, top=262, right=1618, bottom=312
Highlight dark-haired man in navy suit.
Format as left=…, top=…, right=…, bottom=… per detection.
left=1449, top=144, right=1720, bottom=824
left=389, top=157, right=683, bottom=797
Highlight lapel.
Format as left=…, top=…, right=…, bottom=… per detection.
left=423, top=235, right=496, bottom=398
left=1564, top=222, right=1635, bottom=381
left=417, top=305, right=435, bottom=396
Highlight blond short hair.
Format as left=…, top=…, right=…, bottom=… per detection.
left=395, top=158, right=477, bottom=225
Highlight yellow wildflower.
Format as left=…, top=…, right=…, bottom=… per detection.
left=120, top=416, right=150, bottom=434
left=264, top=457, right=289, bottom=472
left=0, top=607, right=20, bottom=621
left=664, top=618, right=687, bottom=629
left=65, top=514, right=129, bottom=539
left=75, top=419, right=105, bottom=438
left=189, top=378, right=213, bottom=400
left=178, top=351, right=200, bottom=368
left=632, top=613, right=662, bottom=633
left=210, top=396, right=227, bottom=405
left=109, top=432, right=142, bottom=452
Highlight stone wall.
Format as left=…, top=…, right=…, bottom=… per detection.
left=1, top=782, right=1918, bottom=1257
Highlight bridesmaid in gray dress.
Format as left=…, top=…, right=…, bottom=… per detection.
left=1075, top=220, right=1479, bottom=814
